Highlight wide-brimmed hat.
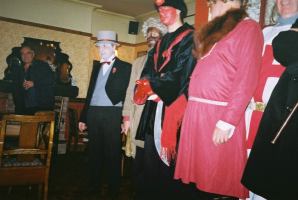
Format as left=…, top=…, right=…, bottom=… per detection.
left=155, top=0, right=187, bottom=19
left=95, top=30, right=119, bottom=46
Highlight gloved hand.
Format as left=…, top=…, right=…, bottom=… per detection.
left=133, top=79, right=153, bottom=105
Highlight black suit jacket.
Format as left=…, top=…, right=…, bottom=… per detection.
left=12, top=60, right=55, bottom=114
left=80, top=57, right=131, bottom=123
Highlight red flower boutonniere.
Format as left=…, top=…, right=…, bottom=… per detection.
left=155, top=0, right=164, bottom=6
left=112, top=67, right=117, bottom=74
left=162, top=50, right=170, bottom=58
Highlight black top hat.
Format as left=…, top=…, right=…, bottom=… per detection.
left=155, top=0, right=188, bottom=19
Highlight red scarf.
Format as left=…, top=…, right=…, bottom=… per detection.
left=154, top=29, right=193, bottom=163
left=161, top=94, right=187, bottom=162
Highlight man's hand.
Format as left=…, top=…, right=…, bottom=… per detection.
left=79, top=122, right=87, bottom=132
left=121, top=120, right=130, bottom=135
left=23, top=80, right=34, bottom=90
left=212, top=127, right=230, bottom=146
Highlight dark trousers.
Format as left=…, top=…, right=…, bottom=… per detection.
left=133, top=140, right=238, bottom=200
left=134, top=134, right=194, bottom=200
left=86, top=106, right=122, bottom=195
left=134, top=100, right=198, bottom=200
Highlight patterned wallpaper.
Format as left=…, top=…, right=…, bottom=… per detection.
left=0, top=20, right=138, bottom=98
left=118, top=45, right=136, bottom=63
left=0, top=20, right=91, bottom=97
left=246, top=0, right=276, bottom=26
left=265, top=0, right=277, bottom=25
left=247, top=0, right=261, bottom=22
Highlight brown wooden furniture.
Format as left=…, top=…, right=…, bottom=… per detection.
left=0, top=111, right=55, bottom=200
left=66, top=99, right=86, bottom=152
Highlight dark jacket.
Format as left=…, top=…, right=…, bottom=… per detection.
left=136, top=23, right=196, bottom=141
left=12, top=60, right=55, bottom=114
left=79, top=57, right=131, bottom=123
left=141, top=23, right=196, bottom=105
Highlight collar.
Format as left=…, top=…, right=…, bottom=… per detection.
left=276, top=14, right=298, bottom=26
left=195, top=8, right=247, bottom=58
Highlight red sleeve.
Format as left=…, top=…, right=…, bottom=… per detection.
left=220, top=20, right=264, bottom=126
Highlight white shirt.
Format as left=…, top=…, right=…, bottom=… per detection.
left=100, top=56, right=115, bottom=76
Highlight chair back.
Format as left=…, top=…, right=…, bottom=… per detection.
left=0, top=111, right=55, bottom=200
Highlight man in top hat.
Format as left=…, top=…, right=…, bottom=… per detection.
left=132, top=0, right=196, bottom=199
left=78, top=30, right=131, bottom=198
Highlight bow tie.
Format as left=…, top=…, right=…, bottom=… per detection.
left=100, top=57, right=115, bottom=65
left=100, top=61, right=111, bottom=65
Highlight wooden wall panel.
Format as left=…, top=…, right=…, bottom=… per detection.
left=194, top=0, right=209, bottom=29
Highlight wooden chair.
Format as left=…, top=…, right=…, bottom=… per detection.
left=0, top=111, right=55, bottom=200
left=67, top=107, right=79, bottom=151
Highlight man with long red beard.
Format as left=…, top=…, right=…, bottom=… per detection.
left=132, top=0, right=196, bottom=199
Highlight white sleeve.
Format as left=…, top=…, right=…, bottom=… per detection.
left=216, top=120, right=236, bottom=138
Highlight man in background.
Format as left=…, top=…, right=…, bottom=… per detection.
left=11, top=45, right=54, bottom=115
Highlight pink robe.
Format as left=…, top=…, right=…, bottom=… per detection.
left=174, top=19, right=263, bottom=198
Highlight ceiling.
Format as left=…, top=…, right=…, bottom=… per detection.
left=75, top=0, right=157, bottom=17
